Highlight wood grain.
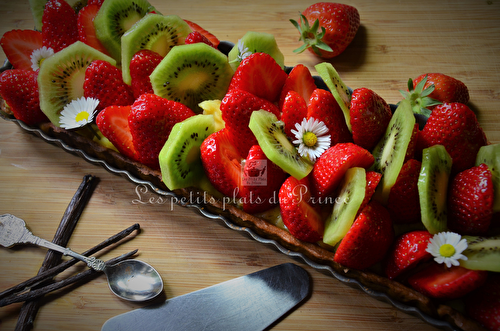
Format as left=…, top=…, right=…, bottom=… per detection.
left=1, top=0, right=499, bottom=330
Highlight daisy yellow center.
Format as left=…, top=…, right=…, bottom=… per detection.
left=439, top=243, right=456, bottom=258
left=303, top=132, right=318, bottom=147
left=75, top=111, right=90, bottom=123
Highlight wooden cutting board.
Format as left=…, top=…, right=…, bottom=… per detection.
left=0, top=0, right=499, bottom=330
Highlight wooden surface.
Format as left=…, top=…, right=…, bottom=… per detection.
left=1, top=0, right=499, bottom=330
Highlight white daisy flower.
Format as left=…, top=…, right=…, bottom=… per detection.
left=59, top=97, right=100, bottom=129
left=291, top=117, right=331, bottom=161
left=426, top=232, right=468, bottom=268
left=235, top=39, right=252, bottom=62
left=30, top=46, right=54, bottom=71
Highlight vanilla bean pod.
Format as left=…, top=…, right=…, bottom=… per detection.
left=0, top=223, right=140, bottom=301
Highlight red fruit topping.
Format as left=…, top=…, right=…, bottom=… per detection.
left=42, top=0, right=79, bottom=52
left=278, top=64, right=316, bottom=109
left=184, top=31, right=215, bottom=48
left=184, top=19, right=220, bottom=48
left=0, top=29, right=43, bottom=71
left=129, top=49, right=163, bottom=99
left=281, top=90, right=308, bottom=138
left=413, top=73, right=469, bottom=107
left=77, top=4, right=111, bottom=56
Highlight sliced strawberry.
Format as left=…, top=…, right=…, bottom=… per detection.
left=281, top=90, right=308, bottom=138
left=279, top=175, right=324, bottom=243
left=408, top=263, right=488, bottom=300
left=0, top=30, right=43, bottom=71
left=77, top=4, right=111, bottom=56
left=0, top=69, right=48, bottom=126
left=386, top=159, right=422, bottom=224
left=83, top=60, right=135, bottom=111
left=88, top=0, right=105, bottom=7
left=278, top=64, right=316, bottom=109
left=129, top=93, right=195, bottom=169
left=311, top=143, right=374, bottom=197
left=349, top=87, right=392, bottom=151
left=405, top=123, right=419, bottom=162
left=184, top=31, right=215, bottom=48
left=384, top=230, right=433, bottom=280
left=334, top=201, right=394, bottom=270
left=183, top=19, right=220, bottom=48
left=358, top=170, right=382, bottom=214
left=307, top=88, right=352, bottom=146
left=221, top=89, right=280, bottom=158
left=466, top=274, right=500, bottom=331
left=227, top=52, right=287, bottom=103
left=95, top=105, right=137, bottom=161
left=448, top=163, right=494, bottom=235
left=129, top=49, right=163, bottom=99
left=42, top=0, right=79, bottom=53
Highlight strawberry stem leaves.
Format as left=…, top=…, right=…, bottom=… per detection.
left=398, top=75, right=442, bottom=118
left=290, top=13, right=333, bottom=56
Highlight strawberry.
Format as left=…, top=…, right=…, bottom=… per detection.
left=311, top=143, right=374, bottom=197
left=42, top=0, right=79, bottom=53
left=83, top=60, right=135, bottom=111
left=418, top=102, right=487, bottom=174
left=95, top=105, right=138, bottom=161
left=129, top=49, right=163, bottom=99
left=184, top=31, right=215, bottom=48
left=227, top=52, right=287, bottom=103
left=405, top=123, right=419, bottom=162
left=359, top=171, right=382, bottom=214
left=281, top=90, right=308, bottom=138
left=77, top=4, right=111, bottom=56
left=408, top=263, right=488, bottom=300
left=448, top=163, right=494, bottom=235
left=334, top=201, right=394, bottom=270
left=386, top=159, right=422, bottom=224
left=349, top=87, right=392, bottom=151
left=278, top=64, right=316, bottom=109
left=221, top=89, right=280, bottom=158
left=129, top=93, right=195, bottom=169
left=183, top=19, right=220, bottom=48
left=0, top=69, right=48, bottom=126
left=466, top=274, right=500, bottom=331
left=384, top=230, right=433, bottom=280
left=291, top=2, right=360, bottom=59
left=279, top=175, right=324, bottom=243
left=307, top=88, right=352, bottom=146
left=88, top=0, right=105, bottom=7
left=0, top=30, right=43, bottom=71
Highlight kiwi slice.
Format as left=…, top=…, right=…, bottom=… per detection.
left=418, top=144, right=452, bottom=234
left=150, top=43, right=233, bottom=113
left=227, top=31, right=285, bottom=71
left=323, top=167, right=366, bottom=247
left=159, top=114, right=215, bottom=190
left=121, top=14, right=191, bottom=85
left=476, top=143, right=500, bottom=212
left=460, top=236, right=500, bottom=272
left=248, top=109, right=313, bottom=180
left=315, top=62, right=352, bottom=131
left=29, top=0, right=87, bottom=31
left=38, top=41, right=116, bottom=126
left=94, top=0, right=157, bottom=62
left=371, top=99, right=415, bottom=205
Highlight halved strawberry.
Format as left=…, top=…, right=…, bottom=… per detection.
left=466, top=273, right=500, bottom=331
left=129, top=49, right=163, bottom=99
left=77, top=4, right=111, bottom=56
left=183, top=19, right=220, bottom=48
left=278, top=64, right=316, bottom=109
left=281, top=90, right=307, bottom=138
left=42, top=0, right=79, bottom=53
left=279, top=175, right=324, bottom=243
left=334, top=201, right=394, bottom=270
left=405, top=123, right=419, bottom=162
left=311, top=143, right=374, bottom=197
left=359, top=170, right=382, bottom=214
left=227, top=52, right=288, bottom=103
left=0, top=30, right=43, bottom=71
left=95, top=105, right=138, bottom=161
left=408, top=263, right=488, bottom=300
left=184, top=31, right=215, bottom=48
left=384, top=230, right=433, bottom=280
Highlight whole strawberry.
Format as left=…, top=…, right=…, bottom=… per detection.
left=448, top=163, right=494, bottom=235
left=42, top=0, right=79, bottom=52
left=129, top=49, right=163, bottom=99
left=418, top=102, right=487, bottom=174
left=291, top=2, right=360, bottom=59
left=0, top=69, right=48, bottom=126
left=281, top=90, right=308, bottom=138
left=350, top=87, right=392, bottom=151
left=83, top=60, right=135, bottom=111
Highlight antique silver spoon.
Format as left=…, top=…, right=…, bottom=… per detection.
left=0, top=213, right=163, bottom=302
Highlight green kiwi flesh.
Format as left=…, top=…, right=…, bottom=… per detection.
left=460, top=236, right=500, bottom=272
left=150, top=43, right=233, bottom=113
left=476, top=143, right=500, bottom=212
left=29, top=0, right=87, bottom=31
left=323, top=167, right=366, bottom=247
left=159, top=114, right=215, bottom=190
left=418, top=144, right=452, bottom=234
left=315, top=62, right=352, bottom=131
left=227, top=31, right=285, bottom=71
left=37, top=41, right=116, bottom=126
left=371, top=99, right=415, bottom=205
left=94, top=0, right=157, bottom=62
left=248, top=109, right=313, bottom=180
left=121, top=14, right=191, bottom=85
